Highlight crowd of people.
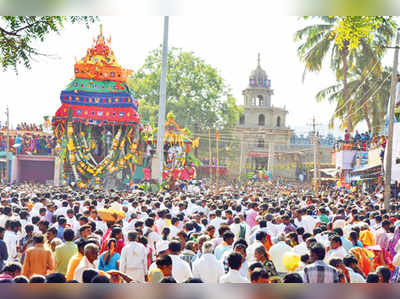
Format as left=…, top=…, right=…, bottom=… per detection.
left=0, top=181, right=398, bottom=283
left=334, top=130, right=387, bottom=152
left=0, top=134, right=56, bottom=155
left=0, top=123, right=45, bottom=132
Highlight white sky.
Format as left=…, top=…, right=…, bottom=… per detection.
left=0, top=16, right=375, bottom=136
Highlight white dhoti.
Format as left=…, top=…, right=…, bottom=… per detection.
left=126, top=267, right=146, bottom=283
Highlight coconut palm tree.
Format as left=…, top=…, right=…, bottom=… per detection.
left=316, top=65, right=391, bottom=133
left=295, top=16, right=395, bottom=132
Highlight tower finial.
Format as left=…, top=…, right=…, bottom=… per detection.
left=257, top=53, right=260, bottom=66
left=100, top=24, right=103, bottom=36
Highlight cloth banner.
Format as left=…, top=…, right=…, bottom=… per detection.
left=336, top=150, right=356, bottom=170
left=368, top=148, right=382, bottom=168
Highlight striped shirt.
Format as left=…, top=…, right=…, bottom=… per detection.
left=303, top=260, right=339, bottom=283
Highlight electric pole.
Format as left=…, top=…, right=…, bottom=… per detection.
left=5, top=106, right=9, bottom=184
left=216, top=131, right=220, bottom=189
left=384, top=28, right=400, bottom=210
left=208, top=128, right=212, bottom=185
left=239, top=134, right=244, bottom=182
left=308, top=116, right=322, bottom=195
left=268, top=142, right=274, bottom=178
left=155, top=16, right=169, bottom=183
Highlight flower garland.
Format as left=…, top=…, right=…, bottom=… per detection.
left=61, top=119, right=141, bottom=188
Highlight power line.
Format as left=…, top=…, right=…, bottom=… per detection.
left=341, top=72, right=392, bottom=122
left=333, top=57, right=383, bottom=116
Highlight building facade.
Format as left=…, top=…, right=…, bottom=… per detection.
left=235, top=55, right=299, bottom=179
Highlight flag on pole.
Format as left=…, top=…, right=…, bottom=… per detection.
left=216, top=131, right=220, bottom=140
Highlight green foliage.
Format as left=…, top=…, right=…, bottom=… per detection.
left=128, top=46, right=240, bottom=132
left=186, top=152, right=203, bottom=167
left=167, top=111, right=176, bottom=121
left=332, top=17, right=395, bottom=52
left=317, top=65, right=391, bottom=132
left=295, top=16, right=396, bottom=131
left=0, top=16, right=97, bottom=71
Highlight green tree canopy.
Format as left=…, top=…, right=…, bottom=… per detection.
left=295, top=16, right=395, bottom=132
left=0, top=16, right=97, bottom=71
left=128, top=47, right=241, bottom=131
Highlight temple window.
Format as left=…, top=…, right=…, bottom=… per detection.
left=257, top=139, right=264, bottom=148
left=239, top=115, right=245, bottom=125
left=258, top=114, right=265, bottom=126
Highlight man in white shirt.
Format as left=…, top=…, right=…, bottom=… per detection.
left=65, top=209, right=79, bottom=232
left=294, top=209, right=316, bottom=235
left=325, top=235, right=347, bottom=262
left=343, top=255, right=366, bottom=283
left=168, top=240, right=192, bottom=283
left=4, top=220, right=18, bottom=262
left=192, top=241, right=225, bottom=283
left=144, top=218, right=161, bottom=253
left=155, top=210, right=167, bottom=234
left=210, top=210, right=225, bottom=236
left=230, top=217, right=250, bottom=243
left=169, top=217, right=180, bottom=239
left=120, top=231, right=148, bottom=283
left=0, top=207, right=12, bottom=228
left=269, top=234, right=293, bottom=274
left=220, top=252, right=249, bottom=283
left=54, top=201, right=69, bottom=218
left=73, top=243, right=99, bottom=282
left=247, top=231, right=268, bottom=262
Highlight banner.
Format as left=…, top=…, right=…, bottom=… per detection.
left=354, top=151, right=368, bottom=170
left=336, top=150, right=356, bottom=170
left=368, top=148, right=382, bottom=168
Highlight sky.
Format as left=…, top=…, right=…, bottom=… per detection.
left=0, top=16, right=377, bottom=136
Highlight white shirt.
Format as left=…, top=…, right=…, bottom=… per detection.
left=55, top=206, right=68, bottom=217
left=0, top=216, right=10, bottom=228
left=96, top=220, right=107, bottom=234
left=210, top=217, right=225, bottom=235
left=239, top=259, right=250, bottom=279
left=325, top=246, right=347, bottom=262
left=249, top=228, right=270, bottom=245
left=73, top=256, right=97, bottom=282
left=155, top=218, right=167, bottom=234
left=169, top=225, right=179, bottom=239
left=146, top=230, right=161, bottom=253
left=348, top=267, right=366, bottom=283
left=192, top=253, right=225, bottom=283
left=269, top=241, right=293, bottom=273
left=230, top=223, right=250, bottom=243
left=295, top=216, right=316, bottom=235
left=31, top=203, right=44, bottom=217
left=219, top=269, right=249, bottom=283
left=66, top=217, right=79, bottom=231
left=119, top=241, right=148, bottom=275
left=170, top=254, right=192, bottom=283
left=293, top=242, right=309, bottom=256
left=393, top=252, right=400, bottom=267
left=246, top=240, right=263, bottom=262
left=268, top=222, right=285, bottom=240
left=4, top=230, right=17, bottom=262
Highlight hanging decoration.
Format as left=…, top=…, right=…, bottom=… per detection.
left=52, top=25, right=143, bottom=188
left=149, top=111, right=199, bottom=182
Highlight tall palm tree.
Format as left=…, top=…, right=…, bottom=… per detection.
left=316, top=66, right=391, bottom=133
left=294, top=16, right=395, bottom=132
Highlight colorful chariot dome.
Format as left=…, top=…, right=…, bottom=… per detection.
left=53, top=25, right=140, bottom=125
